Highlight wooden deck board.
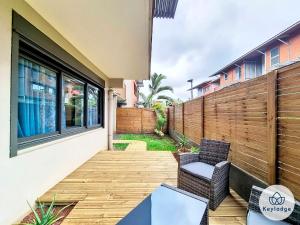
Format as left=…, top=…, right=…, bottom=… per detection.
left=39, top=150, right=247, bottom=225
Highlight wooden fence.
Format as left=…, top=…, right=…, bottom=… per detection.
left=168, top=62, right=300, bottom=199
left=116, top=108, right=158, bottom=134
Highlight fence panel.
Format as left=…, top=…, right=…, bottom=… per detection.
left=168, top=62, right=300, bottom=199
left=174, top=104, right=184, bottom=134
left=183, top=97, right=203, bottom=143
left=277, top=65, right=300, bottom=199
left=204, top=76, right=269, bottom=183
left=168, top=107, right=174, bottom=132
left=141, top=109, right=157, bottom=133
left=116, top=108, right=142, bottom=133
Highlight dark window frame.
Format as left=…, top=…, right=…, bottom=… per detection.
left=10, top=12, right=105, bottom=157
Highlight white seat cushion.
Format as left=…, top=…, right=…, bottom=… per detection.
left=181, top=162, right=215, bottom=180
left=247, top=211, right=290, bottom=225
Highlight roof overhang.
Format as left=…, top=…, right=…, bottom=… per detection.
left=154, top=0, right=179, bottom=18
left=188, top=77, right=220, bottom=91
left=188, top=80, right=211, bottom=91
left=25, top=0, right=154, bottom=80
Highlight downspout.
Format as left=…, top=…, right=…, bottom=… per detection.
left=108, top=89, right=116, bottom=150
left=113, top=95, right=117, bottom=133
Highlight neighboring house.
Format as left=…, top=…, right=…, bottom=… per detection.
left=189, top=78, right=220, bottom=97
left=115, top=80, right=141, bottom=108
left=211, top=20, right=300, bottom=88
left=0, top=0, right=177, bottom=224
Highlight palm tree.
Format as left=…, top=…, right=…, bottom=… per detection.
left=139, top=73, right=173, bottom=108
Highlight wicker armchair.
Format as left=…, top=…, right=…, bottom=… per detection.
left=178, top=139, right=231, bottom=210
left=247, top=185, right=300, bottom=224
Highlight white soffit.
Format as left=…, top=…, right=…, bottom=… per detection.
left=25, top=0, right=152, bottom=80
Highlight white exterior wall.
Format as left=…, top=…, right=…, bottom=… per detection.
left=0, top=1, right=108, bottom=224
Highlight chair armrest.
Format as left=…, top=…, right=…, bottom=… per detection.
left=211, top=161, right=231, bottom=183
left=179, top=153, right=199, bottom=167
left=215, top=160, right=230, bottom=169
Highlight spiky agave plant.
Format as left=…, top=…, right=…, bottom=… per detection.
left=22, top=196, right=72, bottom=225
left=177, top=135, right=190, bottom=152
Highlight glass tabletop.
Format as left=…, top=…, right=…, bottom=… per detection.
left=117, top=184, right=208, bottom=225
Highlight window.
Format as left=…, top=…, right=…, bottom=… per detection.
left=88, top=85, right=100, bottom=127
left=62, top=76, right=85, bottom=129
left=270, top=47, right=280, bottom=67
left=198, top=88, right=203, bottom=96
left=204, top=86, right=210, bottom=93
left=18, top=57, right=57, bottom=138
left=224, top=73, right=228, bottom=80
left=245, top=61, right=256, bottom=79
left=235, top=67, right=241, bottom=80
left=14, top=49, right=103, bottom=153
left=11, top=12, right=105, bottom=157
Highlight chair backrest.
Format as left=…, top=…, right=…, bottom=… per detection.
left=198, top=139, right=230, bottom=165
left=248, top=185, right=300, bottom=225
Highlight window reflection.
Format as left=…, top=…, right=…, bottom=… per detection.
left=88, top=85, right=99, bottom=126
left=62, top=76, right=84, bottom=128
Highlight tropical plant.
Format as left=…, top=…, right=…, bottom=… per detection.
left=154, top=114, right=166, bottom=137
left=177, top=135, right=190, bottom=152
left=22, top=197, right=72, bottom=225
left=139, top=73, right=173, bottom=108
left=190, top=146, right=200, bottom=153
left=166, top=98, right=183, bottom=106
left=152, top=102, right=167, bottom=136
left=152, top=102, right=166, bottom=116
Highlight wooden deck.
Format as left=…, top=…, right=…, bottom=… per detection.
left=39, top=150, right=247, bottom=225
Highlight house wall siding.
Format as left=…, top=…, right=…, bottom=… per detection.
left=0, top=1, right=109, bottom=224
left=220, top=68, right=237, bottom=87
left=124, top=80, right=138, bottom=107
left=219, top=32, right=300, bottom=88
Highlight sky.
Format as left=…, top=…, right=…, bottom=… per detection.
left=142, top=0, right=300, bottom=101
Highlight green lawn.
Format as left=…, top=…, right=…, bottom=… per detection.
left=118, top=134, right=177, bottom=151
left=113, top=143, right=129, bottom=150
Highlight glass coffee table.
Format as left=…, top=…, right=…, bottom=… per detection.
left=117, top=184, right=209, bottom=225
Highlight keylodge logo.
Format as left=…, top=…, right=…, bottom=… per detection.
left=269, top=192, right=285, bottom=205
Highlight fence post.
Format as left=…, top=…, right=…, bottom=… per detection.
left=200, top=96, right=204, bottom=140
left=173, top=106, right=175, bottom=133
left=141, top=109, right=143, bottom=134
left=182, top=103, right=185, bottom=136
left=267, top=70, right=278, bottom=185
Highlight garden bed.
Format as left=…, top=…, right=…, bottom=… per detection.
left=20, top=204, right=74, bottom=225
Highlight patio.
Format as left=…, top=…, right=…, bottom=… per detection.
left=38, top=146, right=247, bottom=225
